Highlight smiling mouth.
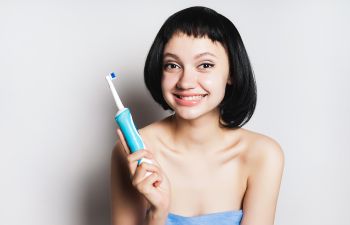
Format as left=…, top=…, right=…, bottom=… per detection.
left=173, top=94, right=208, bottom=100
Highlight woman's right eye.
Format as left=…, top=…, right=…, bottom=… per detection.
left=164, top=63, right=180, bottom=70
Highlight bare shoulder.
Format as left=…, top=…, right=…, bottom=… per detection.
left=138, top=120, right=162, bottom=138
left=238, top=128, right=285, bottom=171
left=138, top=118, right=166, bottom=140
left=138, top=116, right=172, bottom=154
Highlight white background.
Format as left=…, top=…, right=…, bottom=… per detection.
left=1, top=1, right=349, bottom=225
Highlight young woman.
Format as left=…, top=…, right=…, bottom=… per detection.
left=111, top=6, right=284, bottom=225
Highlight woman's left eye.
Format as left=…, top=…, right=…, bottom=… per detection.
left=199, top=63, right=214, bottom=69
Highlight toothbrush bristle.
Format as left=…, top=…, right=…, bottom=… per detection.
left=110, top=72, right=116, bottom=79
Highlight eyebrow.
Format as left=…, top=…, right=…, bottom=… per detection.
left=163, top=52, right=217, bottom=60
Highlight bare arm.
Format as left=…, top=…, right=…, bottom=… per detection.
left=110, top=140, right=147, bottom=225
left=240, top=138, right=285, bottom=225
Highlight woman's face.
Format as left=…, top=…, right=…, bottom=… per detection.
left=161, top=32, right=231, bottom=120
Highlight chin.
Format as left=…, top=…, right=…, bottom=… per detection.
left=173, top=107, right=217, bottom=121
left=175, top=112, right=201, bottom=120
left=165, top=96, right=221, bottom=120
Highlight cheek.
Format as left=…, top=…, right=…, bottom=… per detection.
left=161, top=74, right=178, bottom=91
left=161, top=75, right=179, bottom=101
left=200, top=76, right=227, bottom=95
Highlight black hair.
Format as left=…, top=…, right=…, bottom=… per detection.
left=144, top=6, right=257, bottom=128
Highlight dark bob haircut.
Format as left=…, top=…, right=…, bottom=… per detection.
left=144, top=6, right=257, bottom=128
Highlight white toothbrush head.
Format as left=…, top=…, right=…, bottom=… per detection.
left=105, top=72, right=117, bottom=81
left=110, top=72, right=116, bottom=80
left=105, top=72, right=124, bottom=110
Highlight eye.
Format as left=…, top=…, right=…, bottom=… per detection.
left=163, top=63, right=180, bottom=70
left=199, top=63, right=214, bottom=69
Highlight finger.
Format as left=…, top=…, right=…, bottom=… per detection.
left=116, top=128, right=130, bottom=155
left=153, top=180, right=161, bottom=188
left=138, top=162, right=160, bottom=173
left=127, top=149, right=153, bottom=165
left=140, top=156, right=163, bottom=175
left=137, top=172, right=162, bottom=194
left=139, top=157, right=153, bottom=165
left=133, top=162, right=159, bottom=184
left=142, top=155, right=162, bottom=169
left=127, top=150, right=153, bottom=176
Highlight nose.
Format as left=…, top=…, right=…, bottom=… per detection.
left=176, top=67, right=197, bottom=90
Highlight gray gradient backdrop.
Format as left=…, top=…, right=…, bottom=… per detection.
left=1, top=1, right=349, bottom=225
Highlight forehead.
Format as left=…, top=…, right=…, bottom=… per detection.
left=163, top=33, right=227, bottom=59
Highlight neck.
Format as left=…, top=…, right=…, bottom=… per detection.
left=168, top=108, right=228, bottom=152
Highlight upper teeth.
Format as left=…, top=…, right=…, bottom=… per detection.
left=179, top=95, right=206, bottom=100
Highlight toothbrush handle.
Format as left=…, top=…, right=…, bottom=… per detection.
left=115, top=108, right=152, bottom=166
left=115, top=108, right=144, bottom=152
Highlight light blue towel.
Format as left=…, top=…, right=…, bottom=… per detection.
left=166, top=209, right=243, bottom=225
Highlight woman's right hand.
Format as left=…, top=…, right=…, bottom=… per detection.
left=116, top=128, right=171, bottom=219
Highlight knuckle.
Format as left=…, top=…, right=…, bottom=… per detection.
left=126, top=155, right=132, bottom=162
left=139, top=163, right=146, bottom=170
left=143, top=184, right=151, bottom=193
left=151, top=171, right=159, bottom=179
left=154, top=174, right=161, bottom=183
left=152, top=164, right=160, bottom=172
left=136, top=164, right=144, bottom=172
left=141, top=162, right=151, bottom=169
left=137, top=183, right=147, bottom=193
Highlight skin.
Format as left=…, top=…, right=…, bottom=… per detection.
left=111, top=33, right=285, bottom=225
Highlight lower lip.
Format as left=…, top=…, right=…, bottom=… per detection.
left=173, top=94, right=207, bottom=107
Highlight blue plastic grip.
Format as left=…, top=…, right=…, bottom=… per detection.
left=115, top=108, right=145, bottom=164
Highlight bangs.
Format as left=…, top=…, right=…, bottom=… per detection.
left=161, top=7, right=226, bottom=45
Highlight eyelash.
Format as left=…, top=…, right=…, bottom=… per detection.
left=163, top=63, right=215, bottom=70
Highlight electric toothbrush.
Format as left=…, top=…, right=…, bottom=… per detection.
left=105, top=72, right=153, bottom=168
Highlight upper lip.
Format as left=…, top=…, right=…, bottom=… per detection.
left=173, top=93, right=208, bottom=97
